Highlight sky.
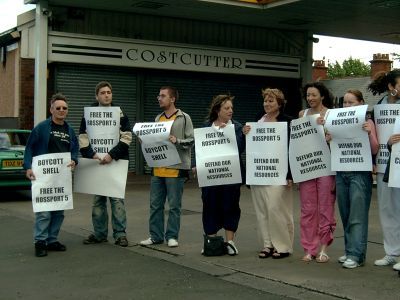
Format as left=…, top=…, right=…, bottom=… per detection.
left=1, top=0, right=399, bottom=68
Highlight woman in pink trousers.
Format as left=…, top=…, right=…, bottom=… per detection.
left=298, top=82, right=336, bottom=263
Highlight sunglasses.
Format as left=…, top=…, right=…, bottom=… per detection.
left=55, top=107, right=68, bottom=111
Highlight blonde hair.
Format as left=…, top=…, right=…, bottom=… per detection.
left=262, top=88, right=286, bottom=109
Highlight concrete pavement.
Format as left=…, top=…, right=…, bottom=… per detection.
left=1, top=174, right=399, bottom=300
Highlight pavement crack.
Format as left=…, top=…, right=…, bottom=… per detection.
left=207, top=262, right=352, bottom=300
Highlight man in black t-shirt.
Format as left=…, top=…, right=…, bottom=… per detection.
left=24, top=93, right=79, bottom=257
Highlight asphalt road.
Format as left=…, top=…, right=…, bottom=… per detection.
left=0, top=209, right=293, bottom=300
left=2, top=175, right=400, bottom=300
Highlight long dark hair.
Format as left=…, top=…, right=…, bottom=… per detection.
left=207, top=94, right=234, bottom=122
left=302, top=82, right=333, bottom=109
left=368, top=69, right=400, bottom=95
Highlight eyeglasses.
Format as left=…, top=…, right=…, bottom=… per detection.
left=55, top=107, right=68, bottom=111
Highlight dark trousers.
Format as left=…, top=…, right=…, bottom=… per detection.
left=201, top=184, right=241, bottom=235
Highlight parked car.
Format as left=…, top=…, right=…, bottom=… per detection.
left=0, top=129, right=31, bottom=188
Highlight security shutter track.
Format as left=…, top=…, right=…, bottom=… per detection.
left=54, top=63, right=137, bottom=171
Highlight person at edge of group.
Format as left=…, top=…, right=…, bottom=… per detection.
left=140, top=86, right=194, bottom=248
left=23, top=93, right=79, bottom=257
left=79, top=81, right=132, bottom=247
left=192, top=95, right=245, bottom=256
left=298, top=82, right=336, bottom=263
left=367, top=69, right=400, bottom=269
left=242, top=88, right=294, bottom=259
left=325, top=89, right=378, bottom=269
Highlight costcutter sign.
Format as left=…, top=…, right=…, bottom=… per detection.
left=48, top=32, right=300, bottom=78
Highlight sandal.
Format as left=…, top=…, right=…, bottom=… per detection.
left=258, top=247, right=274, bottom=259
left=316, top=251, right=330, bottom=263
left=272, top=252, right=290, bottom=259
left=301, top=253, right=315, bottom=262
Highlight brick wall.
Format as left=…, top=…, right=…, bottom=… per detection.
left=19, top=58, right=35, bottom=129
left=0, top=49, right=17, bottom=118
left=312, top=60, right=328, bottom=81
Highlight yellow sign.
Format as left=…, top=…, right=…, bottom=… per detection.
left=2, top=160, right=23, bottom=168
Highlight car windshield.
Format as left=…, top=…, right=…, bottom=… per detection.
left=0, top=132, right=29, bottom=150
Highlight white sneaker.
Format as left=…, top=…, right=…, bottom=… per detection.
left=226, top=240, right=238, bottom=256
left=167, top=238, right=179, bottom=247
left=338, top=255, right=347, bottom=263
left=374, top=255, right=398, bottom=266
left=140, top=238, right=156, bottom=246
left=342, top=258, right=360, bottom=269
left=393, top=262, right=400, bottom=271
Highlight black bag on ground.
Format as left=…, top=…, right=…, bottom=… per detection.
left=203, top=235, right=226, bottom=256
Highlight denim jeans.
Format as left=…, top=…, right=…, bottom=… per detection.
left=336, top=171, right=372, bottom=264
left=92, top=195, right=127, bottom=240
left=34, top=210, right=64, bottom=243
left=149, top=176, right=185, bottom=242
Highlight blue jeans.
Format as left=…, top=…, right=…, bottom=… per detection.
left=34, top=210, right=64, bottom=243
left=92, top=195, right=127, bottom=240
left=336, top=171, right=372, bottom=264
left=149, top=176, right=185, bottom=242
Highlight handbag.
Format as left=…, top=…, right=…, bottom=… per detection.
left=203, top=235, right=226, bottom=256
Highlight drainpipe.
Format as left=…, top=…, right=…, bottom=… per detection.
left=33, top=0, right=49, bottom=125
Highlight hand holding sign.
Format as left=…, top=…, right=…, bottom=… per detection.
left=31, top=152, right=73, bottom=212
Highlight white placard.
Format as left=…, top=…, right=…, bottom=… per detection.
left=84, top=106, right=120, bottom=159
left=374, top=104, right=400, bottom=173
left=388, top=117, right=400, bottom=187
left=31, top=152, right=73, bottom=212
left=325, top=105, right=367, bottom=138
left=194, top=125, right=242, bottom=187
left=245, top=122, right=288, bottom=185
left=325, top=105, right=372, bottom=171
left=289, top=115, right=334, bottom=183
left=73, top=158, right=129, bottom=199
left=133, top=121, right=181, bottom=167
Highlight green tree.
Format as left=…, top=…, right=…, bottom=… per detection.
left=327, top=57, right=370, bottom=79
left=327, top=61, right=345, bottom=79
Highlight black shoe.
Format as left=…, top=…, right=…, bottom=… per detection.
left=47, top=241, right=66, bottom=251
left=83, top=234, right=108, bottom=244
left=35, top=241, right=47, bottom=257
left=115, top=236, right=129, bottom=247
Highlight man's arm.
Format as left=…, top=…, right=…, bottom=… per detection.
left=108, top=110, right=132, bottom=160
left=69, top=126, right=80, bottom=164
left=23, top=127, right=38, bottom=170
left=78, top=116, right=96, bottom=159
left=175, top=113, right=194, bottom=149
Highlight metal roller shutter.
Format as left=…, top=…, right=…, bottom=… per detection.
left=54, top=63, right=137, bottom=171
left=142, top=69, right=300, bottom=127
left=141, top=69, right=301, bottom=173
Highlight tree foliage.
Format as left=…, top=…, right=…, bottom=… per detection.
left=327, top=57, right=370, bottom=79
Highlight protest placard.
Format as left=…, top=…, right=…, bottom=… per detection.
left=73, top=158, right=129, bottom=198
left=194, top=124, right=241, bottom=187
left=374, top=104, right=400, bottom=173
left=289, top=115, right=334, bottom=183
left=245, top=122, right=288, bottom=185
left=133, top=121, right=181, bottom=167
left=325, top=105, right=372, bottom=171
left=388, top=117, right=400, bottom=188
left=31, top=152, right=73, bottom=212
left=84, top=106, right=120, bottom=159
